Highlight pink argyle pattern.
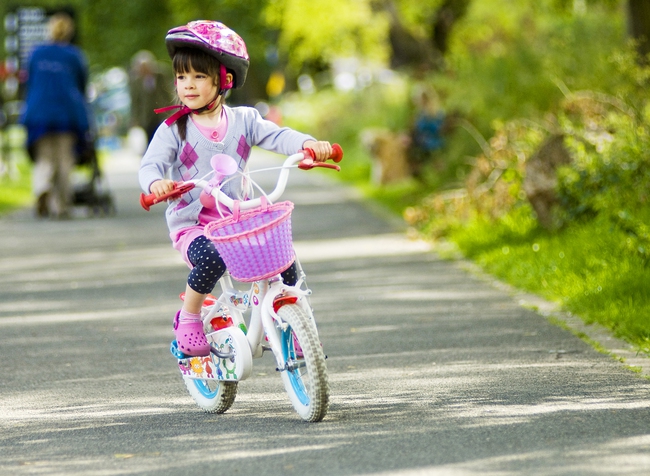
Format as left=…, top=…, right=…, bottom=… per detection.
left=180, top=142, right=199, bottom=181
left=237, top=135, right=251, bottom=160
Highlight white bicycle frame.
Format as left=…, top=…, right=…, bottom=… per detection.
left=177, top=152, right=317, bottom=380
left=200, top=263, right=314, bottom=370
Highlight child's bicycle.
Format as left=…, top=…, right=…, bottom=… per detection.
left=140, top=145, right=343, bottom=422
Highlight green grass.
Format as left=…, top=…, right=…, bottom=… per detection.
left=0, top=159, right=32, bottom=216
left=0, top=126, right=32, bottom=216
left=271, top=1, right=650, bottom=358
left=447, top=207, right=650, bottom=354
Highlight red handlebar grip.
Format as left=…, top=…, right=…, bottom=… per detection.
left=139, top=182, right=195, bottom=211
left=330, top=143, right=343, bottom=163
left=140, top=192, right=156, bottom=211
left=302, top=143, right=343, bottom=162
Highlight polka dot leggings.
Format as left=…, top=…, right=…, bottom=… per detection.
left=187, top=235, right=298, bottom=294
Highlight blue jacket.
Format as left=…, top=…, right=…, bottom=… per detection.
left=20, top=42, right=90, bottom=155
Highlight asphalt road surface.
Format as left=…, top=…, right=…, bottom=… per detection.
left=1, top=148, right=650, bottom=476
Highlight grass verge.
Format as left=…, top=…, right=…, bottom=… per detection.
left=0, top=126, right=32, bottom=216
left=445, top=206, right=650, bottom=355
left=0, top=157, right=32, bottom=216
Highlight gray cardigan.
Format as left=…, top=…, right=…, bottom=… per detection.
left=139, top=105, right=314, bottom=233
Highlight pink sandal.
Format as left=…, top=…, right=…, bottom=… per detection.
left=173, top=311, right=210, bottom=356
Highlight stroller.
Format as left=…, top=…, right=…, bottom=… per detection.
left=73, top=136, right=116, bottom=216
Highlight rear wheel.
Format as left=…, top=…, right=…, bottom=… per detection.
left=276, top=304, right=329, bottom=422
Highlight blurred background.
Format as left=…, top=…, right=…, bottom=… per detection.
left=1, top=0, right=648, bottom=204
left=0, top=1, right=647, bottom=179
left=2, top=0, right=650, bottom=355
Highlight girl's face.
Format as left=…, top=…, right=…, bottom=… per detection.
left=175, top=67, right=218, bottom=110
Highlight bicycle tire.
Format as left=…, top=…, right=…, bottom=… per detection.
left=182, top=374, right=238, bottom=414
left=276, top=304, right=330, bottom=422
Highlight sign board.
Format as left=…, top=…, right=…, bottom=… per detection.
left=2, top=6, right=76, bottom=101
left=3, top=7, right=48, bottom=99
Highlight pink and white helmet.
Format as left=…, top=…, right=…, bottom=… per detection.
left=165, top=20, right=250, bottom=88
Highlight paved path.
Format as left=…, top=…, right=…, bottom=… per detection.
left=1, top=148, right=650, bottom=475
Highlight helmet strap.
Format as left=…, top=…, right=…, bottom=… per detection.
left=191, top=92, right=221, bottom=115
left=218, top=64, right=233, bottom=96
left=193, top=65, right=232, bottom=114
left=156, top=64, right=233, bottom=124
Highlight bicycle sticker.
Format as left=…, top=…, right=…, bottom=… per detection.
left=180, top=353, right=235, bottom=381
left=229, top=292, right=249, bottom=308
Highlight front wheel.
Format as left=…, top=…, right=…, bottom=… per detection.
left=180, top=326, right=251, bottom=413
left=182, top=375, right=238, bottom=414
left=276, top=304, right=330, bottom=422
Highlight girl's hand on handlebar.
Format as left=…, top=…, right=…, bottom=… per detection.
left=140, top=180, right=196, bottom=210
left=150, top=179, right=175, bottom=198
left=302, top=140, right=332, bottom=162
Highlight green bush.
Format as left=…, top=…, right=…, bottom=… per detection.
left=275, top=1, right=650, bottom=352
left=0, top=157, right=32, bottom=215
left=556, top=96, right=650, bottom=259
left=436, top=1, right=628, bottom=133
left=0, top=126, right=32, bottom=216
left=280, top=78, right=414, bottom=189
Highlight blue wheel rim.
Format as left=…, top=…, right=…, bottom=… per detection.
left=193, top=379, right=218, bottom=398
left=281, top=326, right=310, bottom=406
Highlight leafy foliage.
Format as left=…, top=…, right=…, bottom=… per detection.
left=280, top=76, right=412, bottom=183
left=264, top=0, right=389, bottom=73
left=404, top=0, right=642, bottom=235
left=403, top=118, right=545, bottom=238
left=556, top=93, right=650, bottom=261
left=406, top=87, right=650, bottom=256
left=395, top=0, right=650, bottom=351
left=432, top=0, right=627, bottom=134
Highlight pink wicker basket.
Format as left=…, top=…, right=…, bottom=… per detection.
left=204, top=198, right=295, bottom=282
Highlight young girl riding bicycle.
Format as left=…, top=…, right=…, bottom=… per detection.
left=138, top=20, right=333, bottom=357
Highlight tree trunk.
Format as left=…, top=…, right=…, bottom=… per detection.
left=384, top=1, right=437, bottom=69
left=432, top=0, right=470, bottom=55
left=383, top=0, right=470, bottom=71
left=627, top=0, right=650, bottom=60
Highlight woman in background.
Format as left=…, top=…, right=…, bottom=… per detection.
left=21, top=12, right=90, bottom=219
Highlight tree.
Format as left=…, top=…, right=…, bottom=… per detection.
left=2, top=0, right=472, bottom=100
left=264, top=0, right=388, bottom=74
left=83, top=0, right=172, bottom=69
left=383, top=0, right=470, bottom=70
left=265, top=0, right=470, bottom=74
left=80, top=0, right=275, bottom=103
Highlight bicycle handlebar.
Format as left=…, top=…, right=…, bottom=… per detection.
left=140, top=144, right=343, bottom=212
left=139, top=182, right=195, bottom=211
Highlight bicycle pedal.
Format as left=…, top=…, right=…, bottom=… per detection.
left=170, top=340, right=187, bottom=359
left=209, top=344, right=235, bottom=359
